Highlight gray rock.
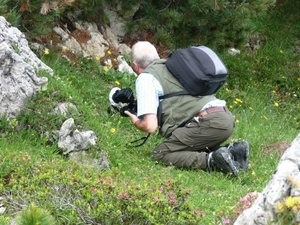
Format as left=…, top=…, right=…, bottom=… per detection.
left=0, top=196, right=5, bottom=214
left=0, top=17, right=53, bottom=74
left=0, top=16, right=51, bottom=119
left=58, top=118, right=97, bottom=154
left=57, top=118, right=110, bottom=171
left=53, top=102, right=78, bottom=116
left=117, top=55, right=136, bottom=76
left=103, top=2, right=140, bottom=41
left=54, top=21, right=109, bottom=58
left=234, top=133, right=300, bottom=224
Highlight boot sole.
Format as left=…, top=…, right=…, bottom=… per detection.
left=213, top=151, right=238, bottom=177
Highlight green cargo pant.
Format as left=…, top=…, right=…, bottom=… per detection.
left=151, top=108, right=234, bottom=170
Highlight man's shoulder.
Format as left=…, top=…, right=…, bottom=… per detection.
left=148, top=59, right=167, bottom=67
left=145, top=59, right=168, bottom=76
left=137, top=72, right=156, bottom=82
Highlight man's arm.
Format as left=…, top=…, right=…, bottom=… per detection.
left=125, top=111, right=158, bottom=133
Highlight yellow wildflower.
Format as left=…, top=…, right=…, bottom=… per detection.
left=249, top=107, right=253, bottom=110
left=229, top=105, right=233, bottom=109
left=285, top=196, right=295, bottom=209
left=274, top=102, right=279, bottom=107
left=280, top=50, right=283, bottom=54
left=272, top=90, right=276, bottom=93
left=260, top=116, right=268, bottom=120
left=292, top=206, right=299, bottom=213
left=276, top=202, right=285, bottom=213
left=235, top=119, right=240, bottom=123
left=107, top=50, right=112, bottom=55
left=294, top=196, right=300, bottom=206
left=103, top=66, right=109, bottom=72
left=44, top=49, right=49, bottom=55
left=110, top=128, right=116, bottom=133
left=113, top=58, right=117, bottom=62
left=226, top=88, right=230, bottom=92
left=95, top=56, right=100, bottom=61
left=235, top=98, right=243, bottom=103
left=62, top=46, right=68, bottom=51
left=115, top=80, right=120, bottom=86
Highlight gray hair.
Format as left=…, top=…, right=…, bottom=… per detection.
left=131, top=41, right=160, bottom=69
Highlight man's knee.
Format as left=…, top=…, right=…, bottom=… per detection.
left=151, top=149, right=163, bottom=161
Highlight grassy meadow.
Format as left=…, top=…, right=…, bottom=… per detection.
left=0, top=1, right=299, bottom=224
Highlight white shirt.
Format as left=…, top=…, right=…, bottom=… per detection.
left=135, top=73, right=163, bottom=119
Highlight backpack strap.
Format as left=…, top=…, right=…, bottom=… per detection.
left=157, top=89, right=190, bottom=127
left=158, top=90, right=189, bottom=100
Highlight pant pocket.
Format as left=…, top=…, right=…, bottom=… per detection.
left=209, top=118, right=231, bottom=130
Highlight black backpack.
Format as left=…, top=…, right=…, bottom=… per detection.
left=163, top=45, right=228, bottom=99
left=156, top=45, right=228, bottom=128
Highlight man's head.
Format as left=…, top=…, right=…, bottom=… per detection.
left=131, top=41, right=160, bottom=75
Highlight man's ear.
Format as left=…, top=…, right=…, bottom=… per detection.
left=132, top=62, right=140, bottom=74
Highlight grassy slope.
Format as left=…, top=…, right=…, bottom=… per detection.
left=0, top=1, right=299, bottom=224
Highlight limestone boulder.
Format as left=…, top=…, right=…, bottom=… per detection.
left=0, top=16, right=52, bottom=119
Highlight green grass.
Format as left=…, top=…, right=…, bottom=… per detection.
left=0, top=2, right=300, bottom=224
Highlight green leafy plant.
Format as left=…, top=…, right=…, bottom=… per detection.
left=0, top=149, right=203, bottom=224
left=15, top=203, right=55, bottom=225
left=126, top=0, right=276, bottom=49
left=0, top=0, right=20, bottom=27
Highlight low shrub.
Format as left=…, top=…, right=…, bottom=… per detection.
left=0, top=149, right=203, bottom=224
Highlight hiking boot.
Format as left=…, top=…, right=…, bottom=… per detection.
left=207, top=147, right=238, bottom=177
left=226, top=141, right=250, bottom=171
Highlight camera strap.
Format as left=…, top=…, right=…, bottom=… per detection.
left=126, top=133, right=150, bottom=147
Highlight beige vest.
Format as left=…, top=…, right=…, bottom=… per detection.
left=145, top=59, right=216, bottom=137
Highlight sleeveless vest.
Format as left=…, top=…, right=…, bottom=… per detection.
left=144, top=59, right=216, bottom=137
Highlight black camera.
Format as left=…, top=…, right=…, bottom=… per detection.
left=109, top=88, right=137, bottom=117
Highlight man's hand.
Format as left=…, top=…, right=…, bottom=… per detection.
left=124, top=110, right=139, bottom=125
left=125, top=111, right=158, bottom=133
